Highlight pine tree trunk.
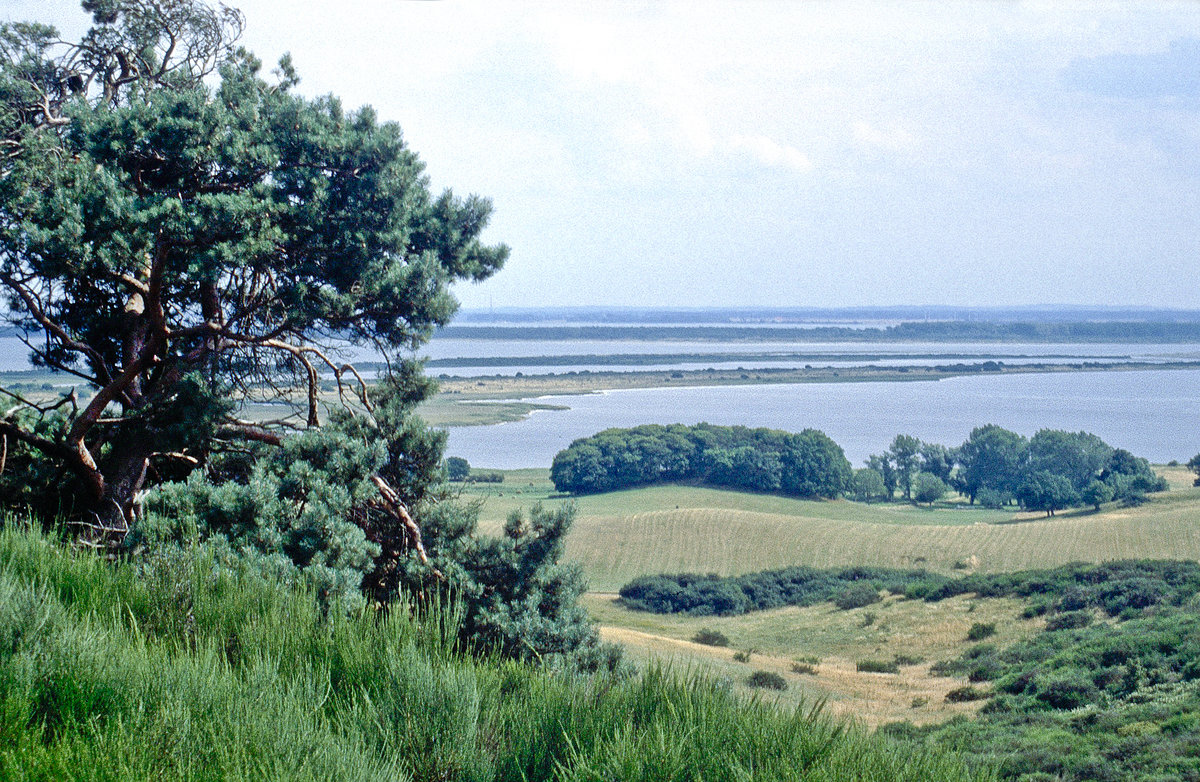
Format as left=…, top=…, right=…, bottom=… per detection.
left=85, top=436, right=152, bottom=547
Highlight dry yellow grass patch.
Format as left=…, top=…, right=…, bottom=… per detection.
left=587, top=593, right=1041, bottom=728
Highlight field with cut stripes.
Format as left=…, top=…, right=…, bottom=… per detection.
left=467, top=467, right=1200, bottom=592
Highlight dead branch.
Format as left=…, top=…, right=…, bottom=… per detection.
left=214, top=421, right=283, bottom=446
left=371, top=475, right=442, bottom=579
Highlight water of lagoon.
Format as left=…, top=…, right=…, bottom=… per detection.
left=443, top=369, right=1200, bottom=469
left=2, top=335, right=1196, bottom=469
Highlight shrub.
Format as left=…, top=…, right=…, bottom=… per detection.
left=746, top=670, right=788, bottom=690
left=945, top=686, right=989, bottom=703
left=445, top=456, right=471, bottom=481
left=857, top=659, right=900, bottom=674
left=893, top=654, right=924, bottom=666
left=1045, top=610, right=1093, bottom=631
left=692, top=628, right=730, bottom=647
left=1036, top=671, right=1098, bottom=709
left=966, top=622, right=996, bottom=641
left=732, top=650, right=754, bottom=663
left=967, top=657, right=1005, bottom=682
left=790, top=663, right=817, bottom=675
left=835, top=582, right=881, bottom=610
left=1022, top=601, right=1050, bottom=619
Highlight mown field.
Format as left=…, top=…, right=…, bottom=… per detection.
left=459, top=466, right=1200, bottom=729
left=462, top=466, right=1200, bottom=592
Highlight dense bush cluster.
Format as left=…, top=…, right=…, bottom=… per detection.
left=622, top=560, right=1200, bottom=625
left=901, top=608, right=1200, bottom=779
left=882, top=559, right=1200, bottom=780
left=618, top=566, right=937, bottom=616
left=905, top=560, right=1200, bottom=614
left=550, top=423, right=852, bottom=497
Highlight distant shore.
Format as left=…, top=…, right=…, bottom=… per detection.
left=418, top=359, right=1200, bottom=426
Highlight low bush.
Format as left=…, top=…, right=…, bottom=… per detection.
left=966, top=622, right=996, bottom=641
left=893, top=654, right=924, bottom=666
left=835, top=582, right=882, bottom=610
left=945, top=686, right=989, bottom=703
left=857, top=659, right=900, bottom=674
left=691, top=628, right=730, bottom=647
left=1036, top=671, right=1098, bottom=709
left=1045, top=610, right=1093, bottom=631
left=1021, top=601, right=1050, bottom=619
left=746, top=670, right=788, bottom=690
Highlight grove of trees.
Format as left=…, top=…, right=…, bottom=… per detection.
left=553, top=422, right=1169, bottom=516
left=864, top=426, right=1167, bottom=515
left=550, top=423, right=853, bottom=499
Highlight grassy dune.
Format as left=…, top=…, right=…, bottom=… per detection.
left=0, top=523, right=988, bottom=782
left=584, top=592, right=1041, bottom=729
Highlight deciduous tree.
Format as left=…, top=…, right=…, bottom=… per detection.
left=887, top=434, right=922, bottom=500
left=956, top=424, right=1028, bottom=504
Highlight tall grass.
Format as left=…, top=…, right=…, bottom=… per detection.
left=0, top=522, right=991, bottom=781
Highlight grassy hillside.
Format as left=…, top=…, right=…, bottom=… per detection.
left=462, top=468, right=1200, bottom=593
left=583, top=592, right=1042, bottom=729
left=457, top=467, right=1200, bottom=740
left=0, top=522, right=990, bottom=782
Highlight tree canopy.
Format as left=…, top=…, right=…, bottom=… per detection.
left=550, top=423, right=851, bottom=499
left=0, top=0, right=504, bottom=534
left=0, top=0, right=626, bottom=672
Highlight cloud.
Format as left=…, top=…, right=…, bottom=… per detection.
left=852, top=121, right=918, bottom=153
left=727, top=134, right=813, bottom=172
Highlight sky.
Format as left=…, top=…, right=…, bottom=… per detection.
left=6, top=1, right=1200, bottom=310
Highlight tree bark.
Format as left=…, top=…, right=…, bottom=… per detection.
left=82, top=435, right=152, bottom=545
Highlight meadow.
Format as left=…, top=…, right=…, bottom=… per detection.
left=461, top=466, right=1200, bottom=592
left=458, top=466, right=1200, bottom=731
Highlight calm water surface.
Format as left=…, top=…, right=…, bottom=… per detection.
left=443, top=369, right=1200, bottom=468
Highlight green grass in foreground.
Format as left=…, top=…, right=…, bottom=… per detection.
left=0, top=522, right=990, bottom=782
